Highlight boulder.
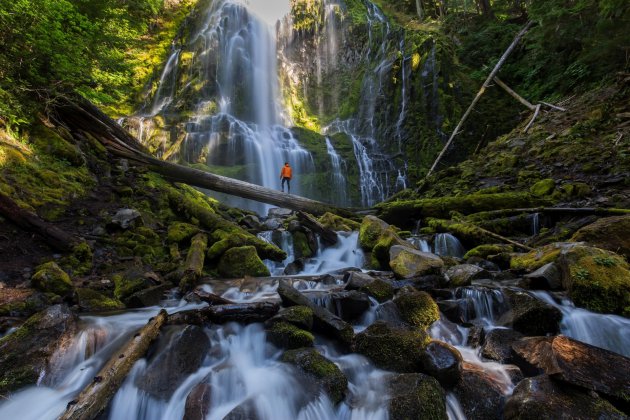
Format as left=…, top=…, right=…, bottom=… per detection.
left=283, top=258, right=305, bottom=275
left=109, top=208, right=142, bottom=229
left=571, top=215, right=630, bottom=259
left=410, top=274, right=448, bottom=291
left=318, top=212, right=360, bottom=232
left=223, top=398, right=259, bottom=420
left=372, top=228, right=413, bottom=270
left=183, top=383, right=212, bottom=420
left=393, top=286, right=440, bottom=330
left=511, top=335, right=630, bottom=412
left=354, top=321, right=429, bottom=372
left=124, top=284, right=169, bottom=308
left=521, top=262, right=562, bottom=290
left=445, top=264, right=489, bottom=287
left=265, top=306, right=314, bottom=331
left=437, top=299, right=474, bottom=324
left=30, top=262, right=74, bottom=297
left=268, top=208, right=293, bottom=219
left=420, top=340, right=463, bottom=388
left=281, top=348, right=348, bottom=404
left=136, top=325, right=211, bottom=400
left=0, top=305, right=77, bottom=395
left=345, top=272, right=394, bottom=302
left=481, top=328, right=524, bottom=363
left=217, top=246, right=270, bottom=278
left=75, top=288, right=125, bottom=312
left=505, top=375, right=626, bottom=420
left=389, top=246, right=444, bottom=279
left=387, top=373, right=447, bottom=420
left=359, top=215, right=390, bottom=250
left=330, top=290, right=371, bottom=321
left=464, top=244, right=514, bottom=260
left=453, top=364, right=505, bottom=420
left=266, top=321, right=314, bottom=349
left=239, top=214, right=262, bottom=230
left=167, top=222, right=200, bottom=244
left=263, top=217, right=282, bottom=230
left=558, top=245, right=630, bottom=316
left=498, top=289, right=562, bottom=336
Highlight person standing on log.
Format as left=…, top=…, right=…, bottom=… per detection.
left=280, top=162, right=292, bottom=193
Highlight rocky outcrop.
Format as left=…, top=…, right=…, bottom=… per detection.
left=420, top=340, right=463, bottom=388
left=499, top=289, right=562, bottom=336
left=571, top=215, right=630, bottom=259
left=453, top=364, right=506, bottom=420
left=393, top=286, right=440, bottom=329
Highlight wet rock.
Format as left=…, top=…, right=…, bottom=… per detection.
left=75, top=288, right=125, bottom=312
left=374, top=301, right=406, bottom=327
left=277, top=281, right=354, bottom=347
left=344, top=271, right=375, bottom=289
left=437, top=299, right=474, bottom=324
left=123, top=284, right=169, bottom=308
left=330, top=290, right=370, bottom=321
left=445, top=264, right=489, bottom=287
left=453, top=364, right=506, bottom=420
left=372, top=229, right=413, bottom=270
left=136, top=325, right=211, bottom=400
left=266, top=321, right=314, bottom=349
left=263, top=217, right=282, bottom=230
left=30, top=262, right=74, bottom=298
left=217, top=246, right=270, bottom=278
left=265, top=306, right=314, bottom=331
left=345, top=272, right=394, bottom=302
left=481, top=328, right=524, bottom=363
left=521, top=262, right=562, bottom=290
left=183, top=383, right=212, bottom=420
left=389, top=246, right=444, bottom=279
left=359, top=215, right=391, bottom=250
left=505, top=375, right=626, bottom=420
left=222, top=398, right=259, bottom=420
left=393, top=286, right=440, bottom=329
left=420, top=340, right=463, bottom=388
left=504, top=364, right=524, bottom=385
left=109, top=208, right=142, bottom=229
left=167, top=222, right=200, bottom=244
left=512, top=336, right=630, bottom=412
left=268, top=208, right=293, bottom=219
left=387, top=373, right=447, bottom=420
left=410, top=274, right=448, bottom=291
left=571, top=215, right=630, bottom=259
left=283, top=258, right=305, bottom=275
left=239, top=214, right=262, bottom=230
left=499, top=289, right=561, bottom=336
left=281, top=347, right=347, bottom=404
left=354, top=321, right=428, bottom=372
left=0, top=305, right=77, bottom=395
left=466, top=324, right=486, bottom=348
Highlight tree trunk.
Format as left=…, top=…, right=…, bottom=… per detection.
left=60, top=310, right=168, bottom=420
left=296, top=211, right=338, bottom=245
left=477, top=0, right=493, bottom=17
left=180, top=233, right=208, bottom=291
left=0, top=191, right=78, bottom=251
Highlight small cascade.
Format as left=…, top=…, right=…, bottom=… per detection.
left=301, top=232, right=365, bottom=274
left=407, top=236, right=431, bottom=252
left=258, top=230, right=295, bottom=276
left=446, top=393, right=466, bottom=420
left=532, top=291, right=630, bottom=357
left=146, top=49, right=180, bottom=117
left=433, top=233, right=466, bottom=258
left=394, top=38, right=411, bottom=153
left=324, top=137, right=348, bottom=206
left=455, top=286, right=510, bottom=326
left=530, top=212, right=540, bottom=235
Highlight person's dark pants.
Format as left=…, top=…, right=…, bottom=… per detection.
left=281, top=177, right=291, bottom=192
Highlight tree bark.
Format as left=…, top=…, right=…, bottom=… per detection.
left=426, top=21, right=534, bottom=179
left=52, top=99, right=356, bottom=218
left=180, top=233, right=208, bottom=291
left=296, top=211, right=338, bottom=245
left=0, top=191, right=78, bottom=251
left=60, top=310, right=168, bottom=420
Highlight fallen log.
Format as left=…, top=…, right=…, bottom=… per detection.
left=297, top=211, right=338, bottom=245
left=193, top=288, right=235, bottom=305
left=493, top=77, right=536, bottom=111
left=180, top=233, right=208, bottom=292
left=52, top=98, right=356, bottom=218
left=204, top=301, right=280, bottom=324
left=60, top=310, right=168, bottom=420
left=466, top=207, right=630, bottom=220
left=0, top=191, right=78, bottom=251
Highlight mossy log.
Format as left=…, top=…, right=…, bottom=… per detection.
left=60, top=310, right=168, bottom=420
left=53, top=98, right=355, bottom=218
left=179, top=233, right=208, bottom=291
left=467, top=207, right=630, bottom=220
left=0, top=191, right=78, bottom=251
left=429, top=218, right=533, bottom=251
left=297, top=211, right=338, bottom=245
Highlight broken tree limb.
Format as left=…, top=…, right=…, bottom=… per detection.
left=52, top=98, right=356, bottom=218
left=523, top=103, right=541, bottom=133
left=539, top=101, right=567, bottom=112
left=297, top=211, right=338, bottom=245
left=60, top=310, right=168, bottom=420
left=426, top=21, right=534, bottom=179
left=494, top=77, right=536, bottom=111
left=0, top=191, right=78, bottom=251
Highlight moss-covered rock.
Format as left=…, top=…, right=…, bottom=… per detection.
left=292, top=230, right=315, bottom=258
left=167, top=222, right=200, bottom=243
left=266, top=306, right=314, bottom=331
left=359, top=215, right=390, bottom=250
left=62, top=242, right=94, bottom=276
left=510, top=243, right=565, bottom=271
left=393, top=286, right=440, bottom=330
left=75, top=288, right=125, bottom=312
left=113, top=272, right=151, bottom=303
left=464, top=244, right=514, bottom=260
left=281, top=348, right=348, bottom=404
left=558, top=245, right=630, bottom=316
left=217, top=246, right=270, bottom=278
left=318, top=212, right=360, bottom=231
left=207, top=229, right=286, bottom=262
left=30, top=262, right=73, bottom=298
left=571, top=215, right=630, bottom=259
left=361, top=278, right=395, bottom=303
left=389, top=245, right=444, bottom=279
left=372, top=229, right=413, bottom=270
left=267, top=321, right=315, bottom=349
left=354, top=321, right=430, bottom=372
left=387, top=373, right=447, bottom=420
left=530, top=178, right=555, bottom=197
left=445, top=264, right=488, bottom=287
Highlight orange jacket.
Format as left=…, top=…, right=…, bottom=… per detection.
left=280, top=165, right=292, bottom=179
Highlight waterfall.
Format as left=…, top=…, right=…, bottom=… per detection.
left=530, top=212, right=540, bottom=235
left=407, top=236, right=431, bottom=252
left=394, top=38, right=411, bottom=152
left=301, top=231, right=365, bottom=274
left=147, top=49, right=180, bottom=117
left=455, top=286, right=509, bottom=325
left=433, top=233, right=466, bottom=258
left=325, top=137, right=348, bottom=206
left=258, top=230, right=295, bottom=276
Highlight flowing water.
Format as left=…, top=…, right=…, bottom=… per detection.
left=434, top=233, right=466, bottom=258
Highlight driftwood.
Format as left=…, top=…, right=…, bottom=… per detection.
left=297, top=211, right=338, bottom=245
left=180, top=233, right=208, bottom=291
left=0, top=191, right=78, bottom=251
left=60, top=310, right=168, bottom=420
left=52, top=98, right=355, bottom=218
left=426, top=21, right=534, bottom=178
left=467, top=223, right=534, bottom=252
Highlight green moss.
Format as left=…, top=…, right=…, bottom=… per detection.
left=217, top=246, right=270, bottom=278
left=63, top=242, right=93, bottom=276
left=318, top=212, right=360, bottom=232
left=394, top=288, right=440, bottom=330
left=31, top=262, right=73, bottom=297
left=207, top=229, right=286, bottom=262
left=363, top=278, right=395, bottom=303
left=113, top=274, right=148, bottom=301
left=359, top=215, right=390, bottom=250
left=292, top=231, right=314, bottom=258
left=167, top=222, right=200, bottom=243
left=267, top=322, right=315, bottom=349
left=510, top=244, right=562, bottom=271
left=75, top=288, right=125, bottom=312
left=388, top=374, right=447, bottom=420
left=281, top=348, right=348, bottom=404
left=274, top=306, right=314, bottom=330
left=464, top=244, right=514, bottom=260
left=372, top=229, right=410, bottom=270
